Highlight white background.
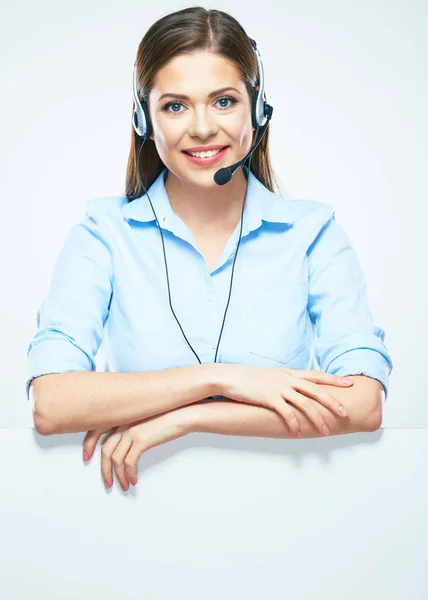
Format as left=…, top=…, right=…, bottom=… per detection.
left=0, top=1, right=426, bottom=598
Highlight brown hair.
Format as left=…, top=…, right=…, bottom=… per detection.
left=124, top=6, right=287, bottom=200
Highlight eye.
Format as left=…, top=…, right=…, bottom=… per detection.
left=216, top=96, right=237, bottom=109
left=161, top=96, right=238, bottom=114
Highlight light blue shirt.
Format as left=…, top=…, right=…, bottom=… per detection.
left=26, top=165, right=393, bottom=403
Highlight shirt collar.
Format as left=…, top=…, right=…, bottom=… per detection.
left=122, top=165, right=300, bottom=233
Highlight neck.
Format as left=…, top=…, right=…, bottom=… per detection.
left=164, top=167, right=248, bottom=232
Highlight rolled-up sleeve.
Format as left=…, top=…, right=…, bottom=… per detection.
left=26, top=202, right=113, bottom=402
left=307, top=210, right=393, bottom=400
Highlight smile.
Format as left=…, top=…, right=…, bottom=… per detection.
left=182, top=146, right=229, bottom=166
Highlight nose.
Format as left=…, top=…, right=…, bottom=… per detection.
left=187, top=106, right=218, bottom=138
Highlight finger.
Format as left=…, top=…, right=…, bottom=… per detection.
left=292, top=378, right=348, bottom=423
left=278, top=386, right=330, bottom=436
left=83, top=429, right=109, bottom=462
left=292, top=370, right=354, bottom=387
left=269, top=396, right=302, bottom=438
left=318, top=372, right=354, bottom=386
left=111, top=437, right=134, bottom=492
left=124, top=443, right=144, bottom=486
left=101, top=432, right=122, bottom=489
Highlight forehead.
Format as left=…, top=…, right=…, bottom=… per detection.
left=151, top=51, right=243, bottom=95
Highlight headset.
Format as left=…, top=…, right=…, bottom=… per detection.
left=131, top=37, right=273, bottom=367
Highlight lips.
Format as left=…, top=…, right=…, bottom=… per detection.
left=183, top=146, right=228, bottom=155
left=182, top=145, right=229, bottom=166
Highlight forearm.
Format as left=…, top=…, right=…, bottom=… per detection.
left=32, top=364, right=221, bottom=436
left=185, top=377, right=379, bottom=439
left=185, top=400, right=356, bottom=439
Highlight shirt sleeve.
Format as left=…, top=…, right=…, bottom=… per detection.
left=25, top=202, right=113, bottom=402
left=306, top=209, right=393, bottom=400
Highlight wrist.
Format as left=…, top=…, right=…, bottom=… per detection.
left=173, top=403, right=202, bottom=434
left=173, top=364, right=232, bottom=434
left=205, top=362, right=230, bottom=396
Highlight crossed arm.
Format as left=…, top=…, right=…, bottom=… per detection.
left=177, top=375, right=384, bottom=439
left=77, top=373, right=383, bottom=491
left=34, top=367, right=383, bottom=438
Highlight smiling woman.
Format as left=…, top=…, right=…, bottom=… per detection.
left=138, top=49, right=266, bottom=227
left=27, top=6, right=393, bottom=492
left=125, top=7, right=282, bottom=206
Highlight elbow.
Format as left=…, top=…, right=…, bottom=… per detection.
left=30, top=378, right=57, bottom=436
left=345, top=375, right=384, bottom=433
left=34, top=412, right=55, bottom=436
left=362, top=397, right=383, bottom=432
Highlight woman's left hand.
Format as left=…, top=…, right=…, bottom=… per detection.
left=82, top=409, right=190, bottom=491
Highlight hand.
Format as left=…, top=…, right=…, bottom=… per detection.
left=82, top=409, right=189, bottom=491
left=219, top=365, right=354, bottom=438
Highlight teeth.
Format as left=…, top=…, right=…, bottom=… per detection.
left=188, top=148, right=222, bottom=158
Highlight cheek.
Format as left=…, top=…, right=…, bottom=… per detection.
left=152, top=114, right=183, bottom=145
left=157, top=126, right=179, bottom=147
left=226, top=121, right=252, bottom=144
left=239, top=126, right=256, bottom=150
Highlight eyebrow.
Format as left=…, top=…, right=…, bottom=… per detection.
left=158, top=87, right=242, bottom=102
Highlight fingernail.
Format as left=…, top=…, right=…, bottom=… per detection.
left=342, top=377, right=353, bottom=384
left=83, top=450, right=89, bottom=461
left=338, top=405, right=348, bottom=417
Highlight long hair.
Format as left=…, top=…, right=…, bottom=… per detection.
left=124, top=6, right=286, bottom=200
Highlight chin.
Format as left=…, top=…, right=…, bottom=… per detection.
left=185, top=167, right=222, bottom=183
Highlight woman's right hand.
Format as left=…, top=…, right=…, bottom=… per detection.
left=218, top=365, right=353, bottom=438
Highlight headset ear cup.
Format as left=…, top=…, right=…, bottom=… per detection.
left=140, top=98, right=153, bottom=139
left=251, top=92, right=259, bottom=130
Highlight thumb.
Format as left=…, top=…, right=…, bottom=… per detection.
left=83, top=429, right=111, bottom=461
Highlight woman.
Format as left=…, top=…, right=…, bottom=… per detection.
left=26, top=7, right=393, bottom=491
